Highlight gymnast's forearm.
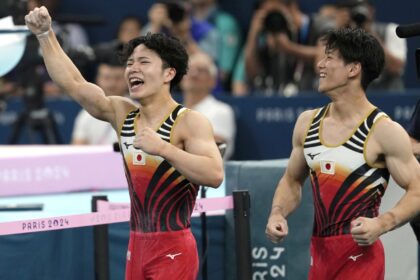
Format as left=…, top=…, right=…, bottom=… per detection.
left=270, top=175, right=302, bottom=218
left=25, top=6, right=110, bottom=115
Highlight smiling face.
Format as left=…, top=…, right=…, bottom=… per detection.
left=124, top=44, right=175, bottom=100
left=317, top=48, right=356, bottom=94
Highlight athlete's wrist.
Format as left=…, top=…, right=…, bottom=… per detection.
left=271, top=205, right=287, bottom=217
left=376, top=212, right=398, bottom=234
left=158, top=140, right=172, bottom=158
left=36, top=28, right=51, bottom=39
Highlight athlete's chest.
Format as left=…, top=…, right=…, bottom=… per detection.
left=319, top=118, right=359, bottom=146
left=304, top=146, right=366, bottom=176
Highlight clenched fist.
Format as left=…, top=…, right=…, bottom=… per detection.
left=350, top=217, right=384, bottom=246
left=133, top=127, right=168, bottom=156
left=25, top=6, right=52, bottom=36
left=266, top=213, right=289, bottom=243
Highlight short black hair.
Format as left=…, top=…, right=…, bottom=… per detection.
left=120, top=32, right=189, bottom=91
left=323, top=28, right=384, bottom=90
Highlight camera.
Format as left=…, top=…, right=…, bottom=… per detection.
left=162, top=0, right=187, bottom=24
left=350, top=4, right=370, bottom=27
left=263, top=10, right=291, bottom=37
left=4, top=0, right=27, bottom=24
left=336, top=0, right=371, bottom=27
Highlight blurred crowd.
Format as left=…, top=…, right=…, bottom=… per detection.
left=0, top=0, right=407, bottom=97
left=0, top=0, right=408, bottom=156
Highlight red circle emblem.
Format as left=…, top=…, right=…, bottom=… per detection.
left=325, top=163, right=331, bottom=170
left=137, top=154, right=142, bottom=161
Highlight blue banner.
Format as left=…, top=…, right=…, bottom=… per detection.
left=1, top=91, right=419, bottom=160
left=223, top=91, right=420, bottom=159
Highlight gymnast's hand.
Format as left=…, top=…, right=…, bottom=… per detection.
left=266, top=213, right=289, bottom=243
left=350, top=217, right=383, bottom=246
left=25, top=6, right=52, bottom=36
left=133, top=127, right=168, bottom=156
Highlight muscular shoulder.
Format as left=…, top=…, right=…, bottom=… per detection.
left=287, top=109, right=319, bottom=148
left=170, top=109, right=213, bottom=143
left=371, top=117, right=412, bottom=157
left=176, top=109, right=213, bottom=134
left=108, top=96, right=138, bottom=129
left=294, top=109, right=318, bottom=139
left=109, top=96, right=137, bottom=114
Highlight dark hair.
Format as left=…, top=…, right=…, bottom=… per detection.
left=164, top=0, right=187, bottom=24
left=323, top=28, right=384, bottom=90
left=119, top=32, right=189, bottom=91
left=263, top=10, right=291, bottom=36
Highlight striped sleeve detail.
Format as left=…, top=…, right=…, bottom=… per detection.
left=304, top=106, right=328, bottom=148
left=120, top=109, right=139, bottom=137
left=157, top=105, right=186, bottom=142
left=343, top=108, right=387, bottom=154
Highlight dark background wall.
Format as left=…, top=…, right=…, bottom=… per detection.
left=54, top=0, right=420, bottom=89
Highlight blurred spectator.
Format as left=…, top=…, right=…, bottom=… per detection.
left=94, top=15, right=142, bottom=64
left=317, top=3, right=338, bottom=22
left=231, top=48, right=248, bottom=96
left=143, top=1, right=219, bottom=64
left=241, top=0, right=334, bottom=96
left=26, top=0, right=89, bottom=47
left=181, top=52, right=236, bottom=159
left=72, top=61, right=128, bottom=145
left=335, top=0, right=407, bottom=91
left=191, top=0, right=242, bottom=90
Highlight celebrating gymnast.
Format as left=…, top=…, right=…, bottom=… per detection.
left=265, top=28, right=420, bottom=280
left=25, top=6, right=224, bottom=280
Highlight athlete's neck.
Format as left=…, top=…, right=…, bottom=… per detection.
left=138, top=94, right=178, bottom=126
left=329, top=95, right=374, bottom=121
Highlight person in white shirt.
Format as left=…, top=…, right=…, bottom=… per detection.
left=181, top=51, right=236, bottom=159
left=71, top=61, right=128, bottom=145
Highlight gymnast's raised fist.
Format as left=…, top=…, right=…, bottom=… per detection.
left=25, top=6, right=52, bottom=36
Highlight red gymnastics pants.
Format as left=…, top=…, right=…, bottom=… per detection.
left=125, top=229, right=199, bottom=280
left=309, top=234, right=384, bottom=280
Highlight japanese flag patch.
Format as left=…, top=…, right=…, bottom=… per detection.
left=133, top=150, right=146, bottom=165
left=320, top=160, right=335, bottom=175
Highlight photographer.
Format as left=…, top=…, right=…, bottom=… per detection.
left=4, top=0, right=92, bottom=144
left=335, top=0, right=407, bottom=91
left=142, top=0, right=219, bottom=64
left=243, top=0, right=334, bottom=96
left=3, top=0, right=91, bottom=97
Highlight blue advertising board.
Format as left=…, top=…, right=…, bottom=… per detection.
left=0, top=91, right=419, bottom=160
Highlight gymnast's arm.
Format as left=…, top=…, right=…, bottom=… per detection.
left=265, top=110, right=311, bottom=243
left=375, top=120, right=420, bottom=232
left=24, top=6, right=128, bottom=126
left=350, top=119, right=420, bottom=246
left=134, top=110, right=224, bottom=188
